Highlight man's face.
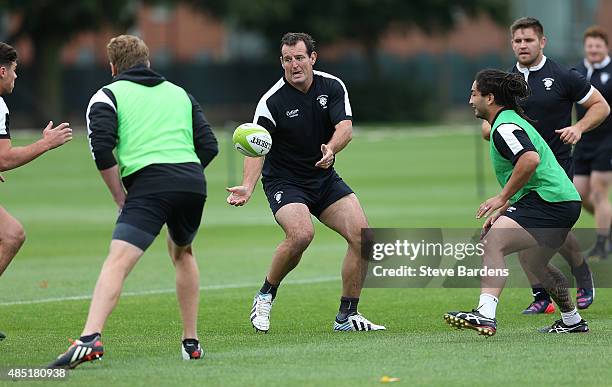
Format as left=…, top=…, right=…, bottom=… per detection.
left=511, top=28, right=546, bottom=67
left=0, top=61, right=17, bottom=95
left=584, top=36, right=608, bottom=64
left=469, top=81, right=490, bottom=120
left=280, top=41, right=316, bottom=90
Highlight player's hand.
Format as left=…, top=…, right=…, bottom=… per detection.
left=315, top=144, right=334, bottom=169
left=555, top=126, right=582, bottom=145
left=226, top=185, right=252, bottom=206
left=476, top=195, right=506, bottom=219
left=480, top=212, right=501, bottom=240
left=42, top=121, right=73, bottom=150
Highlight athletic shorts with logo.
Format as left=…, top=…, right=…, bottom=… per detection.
left=503, top=191, right=581, bottom=249
left=262, top=171, right=353, bottom=218
left=573, top=146, right=612, bottom=175
left=113, top=191, right=206, bottom=250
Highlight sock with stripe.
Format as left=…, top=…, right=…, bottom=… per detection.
left=259, top=277, right=278, bottom=300
left=531, top=285, right=551, bottom=302
left=336, top=296, right=359, bottom=323
left=476, top=293, right=498, bottom=319
left=79, top=332, right=101, bottom=343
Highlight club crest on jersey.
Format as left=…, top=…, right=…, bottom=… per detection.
left=601, top=72, right=610, bottom=85
left=316, top=94, right=328, bottom=109
left=286, top=109, right=299, bottom=118
left=542, top=77, right=555, bottom=90
left=274, top=191, right=283, bottom=204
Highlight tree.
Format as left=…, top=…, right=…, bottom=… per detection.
left=187, top=0, right=509, bottom=76
left=1, top=1, right=136, bottom=121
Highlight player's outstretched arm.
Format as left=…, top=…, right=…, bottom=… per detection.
left=226, top=156, right=264, bottom=206
left=476, top=151, right=539, bottom=219
left=315, top=119, right=352, bottom=169
left=556, top=88, right=610, bottom=144
left=0, top=121, right=72, bottom=172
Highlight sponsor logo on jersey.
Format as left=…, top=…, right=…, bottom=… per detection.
left=542, top=77, right=555, bottom=90
left=286, top=109, right=299, bottom=118
left=316, top=94, right=328, bottom=109
left=601, top=72, right=610, bottom=85
left=274, top=191, right=283, bottom=204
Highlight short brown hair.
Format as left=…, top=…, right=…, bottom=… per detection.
left=0, top=42, right=17, bottom=66
left=510, top=17, right=544, bottom=39
left=584, top=25, right=609, bottom=46
left=107, top=35, right=149, bottom=74
left=280, top=33, right=316, bottom=56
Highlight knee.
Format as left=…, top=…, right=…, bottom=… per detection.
left=2, top=223, right=25, bottom=249
left=171, top=245, right=194, bottom=263
left=589, top=188, right=607, bottom=205
left=286, top=228, right=314, bottom=252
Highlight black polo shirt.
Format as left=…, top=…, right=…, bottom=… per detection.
left=511, top=56, right=594, bottom=160
left=574, top=55, right=612, bottom=152
left=254, top=70, right=352, bottom=181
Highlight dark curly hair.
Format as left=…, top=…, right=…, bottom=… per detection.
left=475, top=69, right=533, bottom=122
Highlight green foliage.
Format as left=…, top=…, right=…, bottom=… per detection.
left=187, top=0, right=510, bottom=51
left=3, top=0, right=135, bottom=43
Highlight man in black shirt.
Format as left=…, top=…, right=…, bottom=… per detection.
left=482, top=17, right=610, bottom=313
left=574, top=26, right=612, bottom=261
left=227, top=32, right=384, bottom=332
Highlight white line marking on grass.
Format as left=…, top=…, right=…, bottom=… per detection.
left=0, top=275, right=340, bottom=306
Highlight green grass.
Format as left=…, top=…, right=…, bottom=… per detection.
left=0, top=127, right=610, bottom=386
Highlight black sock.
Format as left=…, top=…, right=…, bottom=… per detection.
left=531, top=286, right=550, bottom=302
left=595, top=234, right=607, bottom=248
left=79, top=332, right=100, bottom=342
left=572, top=261, right=592, bottom=288
left=336, top=297, right=359, bottom=322
left=259, top=277, right=278, bottom=300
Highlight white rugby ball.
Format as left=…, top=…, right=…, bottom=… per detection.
left=232, top=123, right=272, bottom=157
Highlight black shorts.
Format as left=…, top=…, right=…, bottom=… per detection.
left=502, top=191, right=581, bottom=249
left=573, top=147, right=612, bottom=175
left=113, top=191, right=206, bottom=251
left=557, top=157, right=575, bottom=180
left=262, top=172, right=353, bottom=218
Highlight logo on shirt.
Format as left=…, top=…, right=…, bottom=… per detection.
left=274, top=191, right=283, bottom=204
left=601, top=72, right=610, bottom=85
left=506, top=206, right=517, bottom=213
left=286, top=109, right=299, bottom=118
left=542, top=77, right=555, bottom=90
left=316, top=94, right=328, bottom=109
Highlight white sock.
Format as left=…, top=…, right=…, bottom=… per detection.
left=476, top=293, right=498, bottom=319
left=561, top=308, right=582, bottom=326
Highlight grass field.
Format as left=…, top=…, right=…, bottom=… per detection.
left=0, top=127, right=610, bottom=386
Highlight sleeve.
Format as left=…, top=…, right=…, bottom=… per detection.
left=328, top=78, right=352, bottom=125
left=492, top=124, right=537, bottom=165
left=253, top=97, right=277, bottom=134
left=86, top=88, right=119, bottom=170
left=0, top=99, right=10, bottom=139
left=189, top=94, right=218, bottom=169
left=566, top=68, right=594, bottom=104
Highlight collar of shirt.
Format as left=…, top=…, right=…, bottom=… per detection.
left=583, top=55, right=610, bottom=81
left=516, top=55, right=547, bottom=81
left=584, top=55, right=611, bottom=70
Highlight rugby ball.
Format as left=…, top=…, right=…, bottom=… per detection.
left=232, top=123, right=272, bottom=157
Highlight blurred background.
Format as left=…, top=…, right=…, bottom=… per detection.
left=0, top=0, right=609, bottom=129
